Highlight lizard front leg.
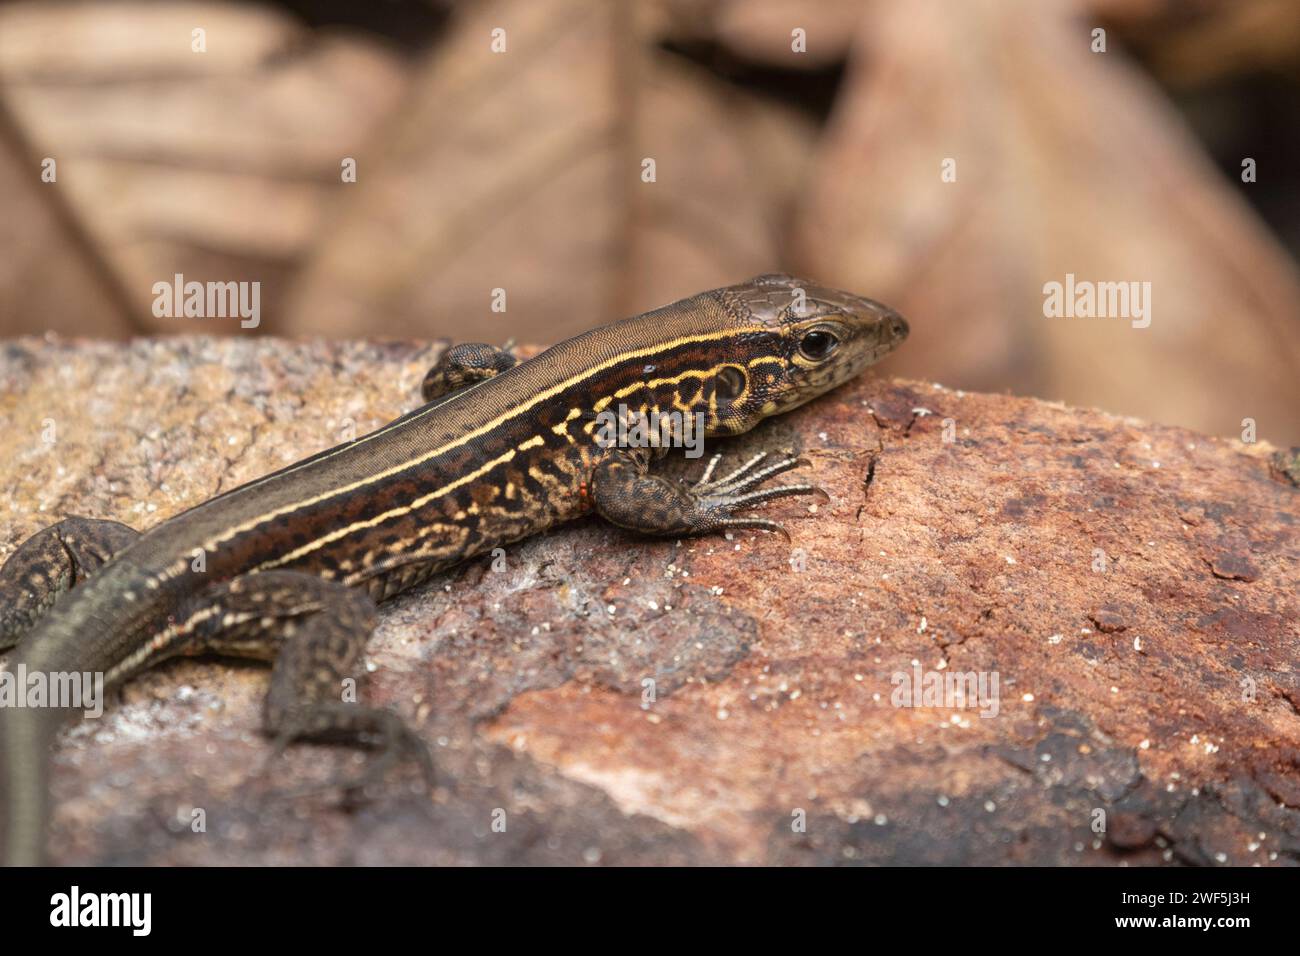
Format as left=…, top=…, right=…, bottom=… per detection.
left=420, top=342, right=517, bottom=402
left=590, top=447, right=820, bottom=539
left=175, top=570, right=433, bottom=790
left=0, top=517, right=139, bottom=651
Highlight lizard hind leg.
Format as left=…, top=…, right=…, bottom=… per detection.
left=0, top=516, right=139, bottom=651
left=420, top=341, right=517, bottom=403
left=183, top=570, right=435, bottom=794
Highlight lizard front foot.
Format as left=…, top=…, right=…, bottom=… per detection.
left=591, top=448, right=825, bottom=541
left=685, top=451, right=823, bottom=539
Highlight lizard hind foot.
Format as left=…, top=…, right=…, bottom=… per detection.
left=0, top=516, right=139, bottom=650
left=421, top=342, right=517, bottom=403
left=263, top=702, right=436, bottom=801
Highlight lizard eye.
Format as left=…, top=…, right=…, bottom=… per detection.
left=716, top=366, right=745, bottom=399
left=799, top=329, right=838, bottom=361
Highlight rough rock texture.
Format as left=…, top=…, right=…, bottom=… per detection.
left=1, top=336, right=1297, bottom=866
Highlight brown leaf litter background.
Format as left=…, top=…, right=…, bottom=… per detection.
left=1, top=0, right=1298, bottom=446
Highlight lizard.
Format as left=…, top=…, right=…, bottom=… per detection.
left=0, top=273, right=908, bottom=865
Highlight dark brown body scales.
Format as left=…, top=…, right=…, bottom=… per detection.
left=0, top=275, right=907, bottom=864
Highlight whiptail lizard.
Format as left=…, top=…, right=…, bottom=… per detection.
left=0, top=274, right=907, bottom=865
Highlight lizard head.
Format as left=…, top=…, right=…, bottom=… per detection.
left=705, top=273, right=908, bottom=434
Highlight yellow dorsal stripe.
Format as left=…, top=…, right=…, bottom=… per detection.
left=188, top=326, right=760, bottom=566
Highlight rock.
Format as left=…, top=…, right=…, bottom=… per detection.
left=1089, top=604, right=1129, bottom=634
left=1, top=336, right=1297, bottom=865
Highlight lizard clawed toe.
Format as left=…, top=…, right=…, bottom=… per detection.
left=717, top=517, right=792, bottom=542
left=693, top=452, right=811, bottom=498
left=686, top=451, right=825, bottom=540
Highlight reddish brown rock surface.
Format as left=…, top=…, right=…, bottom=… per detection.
left=1, top=336, right=1297, bottom=865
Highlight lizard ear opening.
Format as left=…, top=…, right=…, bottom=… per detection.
left=716, top=366, right=746, bottom=399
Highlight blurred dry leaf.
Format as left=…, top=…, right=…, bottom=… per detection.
left=0, top=0, right=408, bottom=335
left=793, top=0, right=1300, bottom=442
left=660, top=0, right=865, bottom=67
left=1084, top=0, right=1170, bottom=20
left=1087, top=0, right=1300, bottom=85
left=0, top=105, right=134, bottom=338
left=0, top=0, right=298, bottom=81
left=283, top=0, right=813, bottom=343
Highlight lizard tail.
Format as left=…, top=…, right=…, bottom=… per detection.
left=0, top=702, right=60, bottom=866
left=1, top=571, right=140, bottom=867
